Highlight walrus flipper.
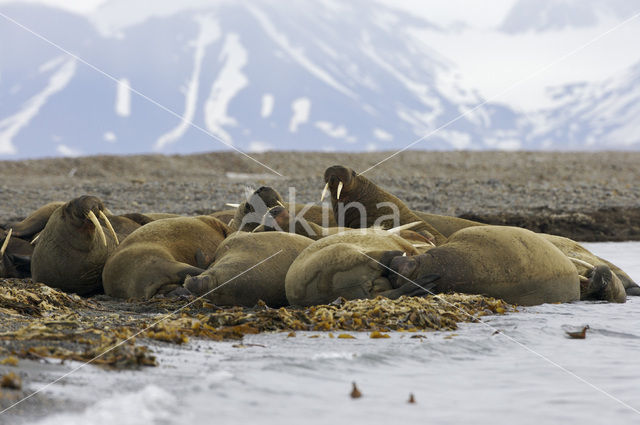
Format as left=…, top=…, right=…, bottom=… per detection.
left=9, top=201, right=65, bottom=238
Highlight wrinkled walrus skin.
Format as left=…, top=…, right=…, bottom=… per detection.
left=229, top=186, right=336, bottom=231
left=386, top=226, right=582, bottom=306
left=285, top=229, right=423, bottom=306
left=0, top=228, right=32, bottom=278
left=102, top=216, right=230, bottom=299
left=184, top=232, right=314, bottom=307
left=31, top=196, right=121, bottom=296
left=322, top=166, right=446, bottom=245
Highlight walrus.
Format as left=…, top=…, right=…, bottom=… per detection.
left=319, top=167, right=639, bottom=296
left=322, top=166, right=446, bottom=245
left=184, top=232, right=314, bottom=307
left=0, top=228, right=32, bottom=278
left=285, top=229, right=427, bottom=306
left=31, top=196, right=121, bottom=295
left=253, top=205, right=434, bottom=253
left=227, top=186, right=336, bottom=231
left=383, top=226, right=628, bottom=306
left=5, top=201, right=65, bottom=239
left=102, top=215, right=230, bottom=299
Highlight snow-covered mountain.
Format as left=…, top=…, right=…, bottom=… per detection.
left=0, top=0, right=638, bottom=158
left=527, top=61, right=640, bottom=150
left=500, top=0, right=640, bottom=33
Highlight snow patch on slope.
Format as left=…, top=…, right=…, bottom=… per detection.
left=261, top=94, right=274, bottom=118
left=246, top=4, right=357, bottom=99
left=288, top=97, right=311, bottom=133
left=115, top=78, right=131, bottom=117
left=155, top=15, right=220, bottom=151
left=0, top=59, right=76, bottom=155
left=203, top=32, right=248, bottom=146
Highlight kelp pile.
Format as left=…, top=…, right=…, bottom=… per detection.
left=0, top=278, right=513, bottom=369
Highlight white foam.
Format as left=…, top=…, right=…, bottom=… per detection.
left=33, top=385, right=176, bottom=425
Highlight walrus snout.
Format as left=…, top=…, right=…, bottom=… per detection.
left=184, top=274, right=214, bottom=296
left=322, top=165, right=356, bottom=201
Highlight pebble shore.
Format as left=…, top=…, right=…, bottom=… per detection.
left=1, top=151, right=639, bottom=240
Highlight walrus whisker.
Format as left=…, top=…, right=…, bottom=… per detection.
left=568, top=256, right=595, bottom=270
left=225, top=203, right=240, bottom=208
left=86, top=211, right=107, bottom=247
left=320, top=182, right=329, bottom=202
left=98, top=211, right=119, bottom=245
left=337, top=181, right=343, bottom=200
left=0, top=228, right=11, bottom=256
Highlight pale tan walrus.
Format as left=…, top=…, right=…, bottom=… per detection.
left=102, top=216, right=230, bottom=299
left=384, top=226, right=627, bottom=305
left=285, top=229, right=425, bottom=306
left=184, top=232, right=314, bottom=307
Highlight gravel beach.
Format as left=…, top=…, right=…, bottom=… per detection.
left=1, top=151, right=639, bottom=241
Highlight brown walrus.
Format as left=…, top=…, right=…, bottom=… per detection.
left=285, top=229, right=426, bottom=306
left=30, top=196, right=122, bottom=295
left=253, top=205, right=434, bottom=253
left=0, top=228, right=32, bottom=278
left=5, top=201, right=65, bottom=239
left=102, top=215, right=230, bottom=299
left=322, top=166, right=446, bottom=244
left=184, top=232, right=313, bottom=307
left=227, top=186, right=336, bottom=231
left=384, top=226, right=627, bottom=306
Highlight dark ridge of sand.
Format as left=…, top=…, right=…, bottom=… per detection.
left=1, top=151, right=639, bottom=241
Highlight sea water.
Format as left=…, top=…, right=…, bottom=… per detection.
left=24, top=242, right=640, bottom=425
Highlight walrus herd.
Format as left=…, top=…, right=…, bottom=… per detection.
left=1, top=164, right=638, bottom=307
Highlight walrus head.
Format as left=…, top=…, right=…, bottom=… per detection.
left=233, top=186, right=285, bottom=231
left=385, top=253, right=441, bottom=292
left=321, top=165, right=357, bottom=202
left=61, top=195, right=119, bottom=246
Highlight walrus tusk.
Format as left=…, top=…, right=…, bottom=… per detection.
left=99, top=210, right=119, bottom=245
left=411, top=243, right=432, bottom=248
left=87, top=210, right=107, bottom=247
left=387, top=221, right=423, bottom=233
left=579, top=275, right=589, bottom=283
left=225, top=203, right=240, bottom=208
left=0, top=228, right=11, bottom=256
left=31, top=233, right=41, bottom=245
left=568, top=256, right=595, bottom=270
left=277, top=200, right=285, bottom=207
left=337, top=181, right=343, bottom=200
left=320, top=183, right=329, bottom=202
left=402, top=252, right=407, bottom=257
